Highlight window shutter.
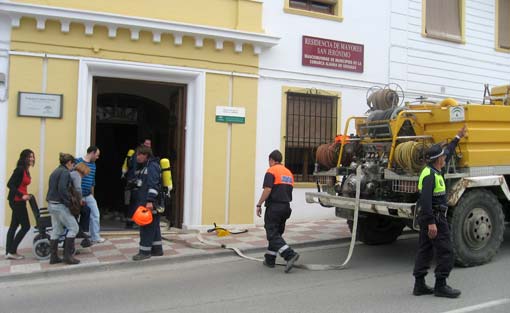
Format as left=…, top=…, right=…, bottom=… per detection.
left=499, top=0, right=510, bottom=49
left=426, top=0, right=461, bottom=41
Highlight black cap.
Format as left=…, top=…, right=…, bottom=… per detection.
left=426, top=144, right=444, bottom=161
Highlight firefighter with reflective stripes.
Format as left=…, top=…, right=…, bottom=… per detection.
left=256, top=150, right=300, bottom=273
left=131, top=145, right=164, bottom=261
left=413, top=126, right=466, bottom=298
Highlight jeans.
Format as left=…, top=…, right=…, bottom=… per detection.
left=84, top=195, right=101, bottom=241
left=48, top=203, right=79, bottom=239
left=5, top=200, right=30, bottom=254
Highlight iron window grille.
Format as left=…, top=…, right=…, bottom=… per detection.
left=285, top=92, right=338, bottom=183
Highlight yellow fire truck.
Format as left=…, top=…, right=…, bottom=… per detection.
left=306, top=85, right=510, bottom=267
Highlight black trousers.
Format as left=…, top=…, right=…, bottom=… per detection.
left=78, top=205, right=90, bottom=233
left=139, top=214, right=162, bottom=255
left=6, top=200, right=30, bottom=254
left=264, top=203, right=295, bottom=261
left=413, top=213, right=453, bottom=280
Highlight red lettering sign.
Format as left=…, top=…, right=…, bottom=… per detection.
left=302, top=36, right=364, bottom=73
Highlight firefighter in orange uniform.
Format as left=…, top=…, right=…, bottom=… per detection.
left=256, top=150, right=300, bottom=273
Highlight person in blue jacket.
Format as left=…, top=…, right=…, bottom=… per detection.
left=131, top=145, right=163, bottom=261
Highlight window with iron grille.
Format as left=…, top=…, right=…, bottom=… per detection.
left=289, top=0, right=336, bottom=15
left=285, top=92, right=338, bottom=183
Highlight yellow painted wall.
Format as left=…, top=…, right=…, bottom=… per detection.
left=12, top=19, right=258, bottom=74
left=201, top=74, right=257, bottom=225
left=228, top=76, right=257, bottom=224
left=4, top=56, right=79, bottom=226
left=202, top=74, right=229, bottom=224
left=13, top=0, right=263, bottom=33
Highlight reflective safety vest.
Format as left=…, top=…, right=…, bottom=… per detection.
left=418, top=166, right=446, bottom=196
left=267, top=164, right=294, bottom=187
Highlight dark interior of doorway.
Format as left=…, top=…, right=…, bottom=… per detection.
left=91, top=77, right=186, bottom=230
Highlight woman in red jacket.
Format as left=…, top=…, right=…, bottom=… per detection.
left=5, top=149, right=35, bottom=260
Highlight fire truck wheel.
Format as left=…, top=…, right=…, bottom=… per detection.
left=347, top=214, right=405, bottom=245
left=450, top=189, right=505, bottom=267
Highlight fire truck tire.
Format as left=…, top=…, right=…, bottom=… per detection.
left=347, top=214, right=405, bottom=245
left=450, top=189, right=505, bottom=267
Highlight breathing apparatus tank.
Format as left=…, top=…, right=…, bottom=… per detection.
left=160, top=158, right=173, bottom=191
left=121, top=149, right=135, bottom=177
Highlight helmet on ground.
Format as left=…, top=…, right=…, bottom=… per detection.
left=132, top=205, right=153, bottom=226
left=426, top=144, right=445, bottom=161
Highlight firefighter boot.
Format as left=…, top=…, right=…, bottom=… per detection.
left=263, top=254, right=276, bottom=268
left=413, top=277, right=434, bottom=296
left=151, top=245, right=164, bottom=257
left=434, top=279, right=461, bottom=298
left=49, top=239, right=62, bottom=264
left=63, top=238, right=80, bottom=265
left=284, top=253, right=300, bottom=273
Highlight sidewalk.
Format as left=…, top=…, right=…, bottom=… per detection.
left=0, top=218, right=351, bottom=280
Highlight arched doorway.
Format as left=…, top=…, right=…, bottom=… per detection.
left=91, top=77, right=186, bottom=229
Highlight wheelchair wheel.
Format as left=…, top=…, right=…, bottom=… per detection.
left=33, top=238, right=51, bottom=260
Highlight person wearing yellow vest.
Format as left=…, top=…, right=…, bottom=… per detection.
left=413, top=125, right=466, bottom=298
left=256, top=150, right=300, bottom=273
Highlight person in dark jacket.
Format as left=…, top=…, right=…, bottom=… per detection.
left=5, top=149, right=35, bottom=260
left=131, top=145, right=163, bottom=261
left=46, top=153, right=80, bottom=265
left=413, top=125, right=466, bottom=298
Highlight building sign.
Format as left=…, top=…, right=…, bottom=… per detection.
left=216, top=106, right=245, bottom=124
left=18, top=92, right=63, bottom=118
left=302, top=36, right=364, bottom=73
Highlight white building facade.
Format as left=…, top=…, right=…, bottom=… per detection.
left=254, top=0, right=510, bottom=224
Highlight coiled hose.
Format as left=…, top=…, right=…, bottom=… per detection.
left=394, top=141, right=431, bottom=174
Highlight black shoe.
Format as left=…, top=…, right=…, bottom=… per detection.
left=413, top=282, right=434, bottom=296
left=80, top=238, right=92, bottom=248
left=434, top=285, right=461, bottom=298
left=284, top=253, right=300, bottom=273
left=263, top=260, right=275, bottom=268
left=151, top=251, right=164, bottom=257
left=132, top=253, right=151, bottom=261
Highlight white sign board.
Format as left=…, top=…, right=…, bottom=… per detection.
left=18, top=92, right=63, bottom=119
left=216, top=106, right=246, bottom=124
left=449, top=106, right=465, bottom=122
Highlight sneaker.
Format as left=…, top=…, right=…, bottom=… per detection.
left=5, top=253, right=24, bottom=260
left=132, top=253, right=151, bottom=261
left=92, top=238, right=106, bottom=244
left=284, top=253, right=300, bottom=273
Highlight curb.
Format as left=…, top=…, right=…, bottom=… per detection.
left=0, top=230, right=418, bottom=283
left=0, top=236, right=352, bottom=283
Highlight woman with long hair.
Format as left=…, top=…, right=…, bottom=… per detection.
left=5, top=149, right=35, bottom=260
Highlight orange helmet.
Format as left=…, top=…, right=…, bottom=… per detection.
left=132, top=206, right=153, bottom=226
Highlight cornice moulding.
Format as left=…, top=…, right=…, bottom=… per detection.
left=0, top=0, right=279, bottom=54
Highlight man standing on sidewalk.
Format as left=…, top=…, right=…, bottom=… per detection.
left=76, top=146, right=105, bottom=244
left=256, top=150, right=299, bottom=273
left=131, top=145, right=163, bottom=261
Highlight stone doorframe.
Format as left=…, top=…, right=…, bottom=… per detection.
left=76, top=58, right=205, bottom=228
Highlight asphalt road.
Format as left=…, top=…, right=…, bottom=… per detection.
left=1, top=230, right=510, bottom=313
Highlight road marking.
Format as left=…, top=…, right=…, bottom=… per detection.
left=441, top=299, right=510, bottom=313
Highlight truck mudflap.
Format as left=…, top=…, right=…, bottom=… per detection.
left=305, top=192, right=415, bottom=220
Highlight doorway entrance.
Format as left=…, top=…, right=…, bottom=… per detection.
left=91, top=77, right=186, bottom=229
